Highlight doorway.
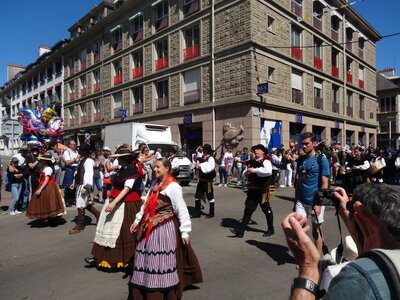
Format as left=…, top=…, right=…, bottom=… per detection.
left=179, top=122, right=203, bottom=158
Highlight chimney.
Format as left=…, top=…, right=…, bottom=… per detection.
left=39, top=45, right=51, bottom=57
left=7, top=63, right=25, bottom=81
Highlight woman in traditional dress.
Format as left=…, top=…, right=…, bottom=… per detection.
left=26, top=154, right=66, bottom=220
left=130, top=158, right=202, bottom=300
left=86, top=149, right=145, bottom=268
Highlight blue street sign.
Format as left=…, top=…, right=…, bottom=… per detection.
left=335, top=120, right=340, bottom=129
left=119, top=109, right=127, bottom=117
left=296, top=113, right=302, bottom=124
left=271, top=127, right=281, bottom=135
left=257, top=83, right=269, bottom=94
left=184, top=113, right=193, bottom=124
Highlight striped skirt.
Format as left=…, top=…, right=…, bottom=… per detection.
left=131, top=219, right=179, bottom=291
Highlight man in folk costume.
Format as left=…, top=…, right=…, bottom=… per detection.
left=168, top=149, right=180, bottom=179
left=69, top=143, right=101, bottom=234
left=192, top=144, right=216, bottom=218
left=231, top=144, right=275, bottom=237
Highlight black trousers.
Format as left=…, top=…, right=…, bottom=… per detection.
left=241, top=189, right=273, bottom=229
left=195, top=180, right=214, bottom=201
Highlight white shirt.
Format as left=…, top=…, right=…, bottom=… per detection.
left=12, top=153, right=25, bottom=165
left=223, top=152, right=234, bottom=166
left=200, top=156, right=216, bottom=173
left=79, top=158, right=94, bottom=188
left=63, top=148, right=78, bottom=167
left=252, top=159, right=273, bottom=177
left=155, top=151, right=163, bottom=159
left=271, top=154, right=282, bottom=171
left=170, top=156, right=180, bottom=171
left=43, top=166, right=53, bottom=177
left=135, top=181, right=191, bottom=238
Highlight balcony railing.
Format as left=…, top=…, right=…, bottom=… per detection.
left=347, top=106, right=353, bottom=117
left=69, top=93, right=75, bottom=101
left=70, top=119, right=75, bottom=126
left=132, top=30, right=143, bottom=43
left=359, top=79, right=364, bottom=89
left=132, top=66, right=143, bottom=78
left=346, top=72, right=353, bottom=84
left=114, top=74, right=122, bottom=85
left=183, top=0, right=199, bottom=17
left=155, top=16, right=168, bottom=31
left=291, top=0, right=302, bottom=17
left=184, top=89, right=200, bottom=105
left=359, top=110, right=365, bottom=119
left=292, top=89, right=303, bottom=105
left=80, top=116, right=88, bottom=124
left=359, top=49, right=364, bottom=59
left=183, top=44, right=199, bottom=61
left=346, top=41, right=352, bottom=52
left=93, top=83, right=100, bottom=92
left=81, top=88, right=87, bottom=97
left=314, top=97, right=323, bottom=109
left=1, top=98, right=10, bottom=106
left=113, top=41, right=122, bottom=53
left=47, top=75, right=53, bottom=82
left=155, top=56, right=168, bottom=70
left=332, top=65, right=339, bottom=77
left=313, top=16, right=322, bottom=31
left=81, top=60, right=87, bottom=70
left=331, top=29, right=338, bottom=42
left=314, top=56, right=323, bottom=70
left=93, top=112, right=101, bottom=121
left=93, top=53, right=100, bottom=63
left=332, top=102, right=339, bottom=113
left=70, top=67, right=75, bottom=76
left=156, top=97, right=169, bottom=110
left=291, top=46, right=302, bottom=61
left=134, top=102, right=143, bottom=113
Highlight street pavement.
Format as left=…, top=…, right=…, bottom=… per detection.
left=0, top=182, right=347, bottom=300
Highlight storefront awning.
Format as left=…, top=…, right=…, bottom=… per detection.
left=129, top=11, right=143, bottom=22
left=54, top=83, right=62, bottom=87
left=110, top=24, right=122, bottom=33
left=40, top=91, right=45, bottom=95
left=47, top=87, right=53, bottom=91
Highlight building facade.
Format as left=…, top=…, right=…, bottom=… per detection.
left=62, top=0, right=380, bottom=154
left=377, top=68, right=400, bottom=149
left=0, top=41, right=67, bottom=155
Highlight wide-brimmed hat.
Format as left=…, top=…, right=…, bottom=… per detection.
left=78, top=143, right=91, bottom=152
left=252, top=144, right=268, bottom=154
left=111, top=149, right=139, bottom=158
left=38, top=154, right=55, bottom=163
left=102, top=146, right=111, bottom=152
left=202, top=144, right=213, bottom=155
left=331, top=235, right=358, bottom=264
left=10, top=157, right=19, bottom=163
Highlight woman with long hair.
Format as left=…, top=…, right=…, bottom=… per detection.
left=130, top=158, right=202, bottom=299
left=26, top=154, right=66, bottom=220
left=86, top=149, right=145, bottom=268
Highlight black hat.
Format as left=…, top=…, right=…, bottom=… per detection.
left=202, top=144, right=213, bottom=155
left=78, top=143, right=91, bottom=152
left=31, top=146, right=41, bottom=151
left=253, top=144, right=268, bottom=154
left=111, top=149, right=139, bottom=158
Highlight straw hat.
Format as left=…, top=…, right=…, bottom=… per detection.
left=111, top=149, right=139, bottom=158
left=38, top=154, right=55, bottom=163
left=331, top=235, right=358, bottom=264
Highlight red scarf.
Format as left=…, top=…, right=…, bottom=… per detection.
left=142, top=174, right=176, bottom=242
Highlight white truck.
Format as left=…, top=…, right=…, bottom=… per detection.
left=104, top=122, right=193, bottom=185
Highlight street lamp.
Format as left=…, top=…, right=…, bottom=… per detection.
left=387, top=116, right=395, bottom=150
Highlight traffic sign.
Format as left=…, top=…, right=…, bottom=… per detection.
left=257, top=83, right=269, bottom=94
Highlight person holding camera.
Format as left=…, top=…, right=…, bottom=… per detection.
left=295, top=132, right=330, bottom=255
left=282, top=183, right=400, bottom=300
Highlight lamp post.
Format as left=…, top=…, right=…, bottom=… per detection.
left=387, top=117, right=395, bottom=150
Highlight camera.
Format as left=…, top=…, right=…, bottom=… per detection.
left=313, top=188, right=338, bottom=207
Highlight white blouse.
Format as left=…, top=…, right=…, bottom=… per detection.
left=43, top=166, right=53, bottom=177
left=135, top=181, right=191, bottom=238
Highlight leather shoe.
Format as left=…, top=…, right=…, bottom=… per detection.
left=230, top=228, right=244, bottom=238
left=84, top=257, right=96, bottom=266
left=263, top=229, right=275, bottom=237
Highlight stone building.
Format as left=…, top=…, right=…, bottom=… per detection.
left=62, top=0, right=381, bottom=154
left=376, top=68, right=400, bottom=149
left=0, top=41, right=67, bottom=155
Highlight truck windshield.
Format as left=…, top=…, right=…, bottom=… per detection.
left=147, top=144, right=180, bottom=158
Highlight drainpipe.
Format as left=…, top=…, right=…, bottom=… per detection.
left=211, top=0, right=216, bottom=149
left=342, top=14, right=347, bottom=145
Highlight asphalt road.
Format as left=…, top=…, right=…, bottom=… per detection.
left=0, top=182, right=347, bottom=300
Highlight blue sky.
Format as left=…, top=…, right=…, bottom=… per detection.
left=0, top=0, right=399, bottom=85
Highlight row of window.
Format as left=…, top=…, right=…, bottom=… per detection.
left=379, top=96, right=397, bottom=113
left=67, top=68, right=202, bottom=126
left=290, top=67, right=369, bottom=118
